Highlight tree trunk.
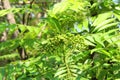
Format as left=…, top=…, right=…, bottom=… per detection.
left=1, top=0, right=28, bottom=60
left=1, top=0, right=16, bottom=24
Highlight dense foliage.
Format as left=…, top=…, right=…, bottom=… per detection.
left=0, top=0, right=120, bottom=80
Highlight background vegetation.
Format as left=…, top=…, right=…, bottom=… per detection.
left=0, top=0, right=120, bottom=80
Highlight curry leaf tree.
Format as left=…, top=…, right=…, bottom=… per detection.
left=0, top=0, right=120, bottom=80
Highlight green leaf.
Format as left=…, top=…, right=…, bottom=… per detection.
left=46, top=17, right=61, bottom=33
left=97, top=68, right=107, bottom=80
left=93, top=34, right=105, bottom=47
left=98, top=22, right=119, bottom=31
left=0, top=8, right=22, bottom=17
left=92, top=11, right=113, bottom=27
left=91, top=48, right=111, bottom=57
left=0, top=23, right=7, bottom=33
left=93, top=18, right=116, bottom=32
left=114, top=13, right=120, bottom=20
left=54, top=69, right=67, bottom=77
left=0, top=67, right=5, bottom=80
left=114, top=9, right=120, bottom=21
